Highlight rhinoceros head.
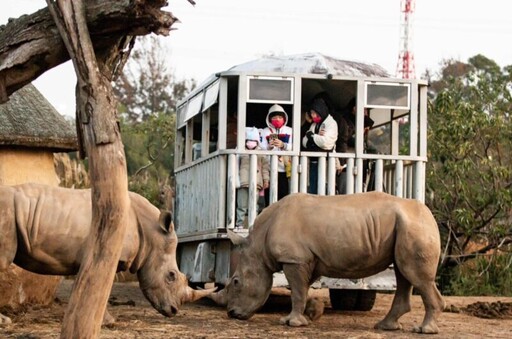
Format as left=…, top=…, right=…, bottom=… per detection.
left=132, top=210, right=213, bottom=317
left=220, top=231, right=274, bottom=320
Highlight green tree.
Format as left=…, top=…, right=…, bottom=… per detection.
left=426, top=55, right=512, bottom=294
left=114, top=35, right=194, bottom=122
left=114, top=35, right=195, bottom=206
left=121, top=112, right=176, bottom=202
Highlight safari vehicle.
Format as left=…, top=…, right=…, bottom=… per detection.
left=173, top=53, right=428, bottom=311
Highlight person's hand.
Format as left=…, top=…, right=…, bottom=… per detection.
left=263, top=181, right=269, bottom=189
left=271, top=139, right=284, bottom=149
left=305, top=112, right=313, bottom=123
left=306, top=131, right=314, bottom=140
left=336, top=163, right=346, bottom=175
left=319, top=127, right=326, bottom=136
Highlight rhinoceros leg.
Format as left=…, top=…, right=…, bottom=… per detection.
left=0, top=196, right=16, bottom=326
left=279, top=263, right=310, bottom=327
left=395, top=240, right=445, bottom=334
left=410, top=281, right=444, bottom=334
left=382, top=260, right=444, bottom=333
left=0, top=190, right=17, bottom=272
left=375, top=266, right=412, bottom=331
left=304, top=297, right=324, bottom=321
left=102, top=308, right=116, bottom=326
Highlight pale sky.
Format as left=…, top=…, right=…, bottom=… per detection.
left=2, top=0, right=511, bottom=118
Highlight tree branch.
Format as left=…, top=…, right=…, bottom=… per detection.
left=443, top=237, right=512, bottom=267
left=0, top=0, right=179, bottom=103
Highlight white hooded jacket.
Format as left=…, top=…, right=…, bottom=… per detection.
left=260, top=105, right=293, bottom=172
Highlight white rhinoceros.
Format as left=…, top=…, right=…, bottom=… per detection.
left=211, top=192, right=445, bottom=334
left=0, top=183, right=213, bottom=325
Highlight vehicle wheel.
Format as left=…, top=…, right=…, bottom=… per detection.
left=329, top=289, right=358, bottom=310
left=355, top=290, right=376, bottom=311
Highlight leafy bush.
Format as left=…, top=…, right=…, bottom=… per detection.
left=447, top=250, right=512, bottom=296
left=128, top=172, right=162, bottom=208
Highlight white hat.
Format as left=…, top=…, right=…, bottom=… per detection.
left=245, top=126, right=260, bottom=142
left=268, top=104, right=286, bottom=115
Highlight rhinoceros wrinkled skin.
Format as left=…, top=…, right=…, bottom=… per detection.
left=0, top=183, right=212, bottom=325
left=213, top=192, right=445, bottom=334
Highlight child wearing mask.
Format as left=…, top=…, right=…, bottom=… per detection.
left=236, top=127, right=270, bottom=229
left=260, top=104, right=293, bottom=203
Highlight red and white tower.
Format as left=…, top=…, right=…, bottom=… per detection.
left=396, top=0, right=416, bottom=79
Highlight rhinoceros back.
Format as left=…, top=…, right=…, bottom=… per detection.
left=10, top=184, right=92, bottom=274
left=252, top=192, right=439, bottom=278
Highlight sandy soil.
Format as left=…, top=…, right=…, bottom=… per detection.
left=1, top=280, right=512, bottom=338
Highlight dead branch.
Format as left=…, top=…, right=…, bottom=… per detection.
left=0, top=0, right=179, bottom=103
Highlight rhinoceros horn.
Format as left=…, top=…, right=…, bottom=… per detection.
left=208, top=288, right=227, bottom=306
left=185, top=286, right=217, bottom=302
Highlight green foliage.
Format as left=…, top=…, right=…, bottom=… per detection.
left=426, top=55, right=512, bottom=294
left=121, top=113, right=176, bottom=176
left=449, top=252, right=512, bottom=296
left=127, top=172, right=162, bottom=208
left=114, top=35, right=194, bottom=204
left=114, top=36, right=195, bottom=122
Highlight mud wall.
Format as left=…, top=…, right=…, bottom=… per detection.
left=0, top=148, right=62, bottom=310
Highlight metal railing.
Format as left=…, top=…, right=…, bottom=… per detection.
left=174, top=150, right=426, bottom=238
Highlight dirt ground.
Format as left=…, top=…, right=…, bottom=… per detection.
left=1, top=280, right=512, bottom=339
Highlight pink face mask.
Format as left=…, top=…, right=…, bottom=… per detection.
left=271, top=120, right=285, bottom=129
left=246, top=140, right=258, bottom=149
left=312, top=116, right=322, bottom=124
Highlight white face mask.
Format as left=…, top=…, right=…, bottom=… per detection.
left=246, top=140, right=258, bottom=149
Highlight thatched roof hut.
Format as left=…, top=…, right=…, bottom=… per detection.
left=0, top=83, right=77, bottom=151
left=0, top=83, right=78, bottom=314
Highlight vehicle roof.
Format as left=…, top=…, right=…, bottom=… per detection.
left=226, top=52, right=390, bottom=77
left=181, top=52, right=392, bottom=105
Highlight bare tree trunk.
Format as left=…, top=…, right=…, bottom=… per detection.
left=46, top=1, right=130, bottom=337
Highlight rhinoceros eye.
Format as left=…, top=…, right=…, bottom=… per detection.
left=232, top=277, right=240, bottom=286
left=167, top=270, right=177, bottom=283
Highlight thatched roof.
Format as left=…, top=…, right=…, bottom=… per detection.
left=0, top=83, right=77, bottom=152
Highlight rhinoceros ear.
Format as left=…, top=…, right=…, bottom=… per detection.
left=227, top=229, right=249, bottom=246
left=159, top=210, right=174, bottom=233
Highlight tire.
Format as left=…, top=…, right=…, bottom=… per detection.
left=329, top=289, right=377, bottom=311
left=329, top=289, right=358, bottom=310
left=355, top=290, right=377, bottom=311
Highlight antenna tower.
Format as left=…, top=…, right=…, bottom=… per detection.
left=396, top=0, right=416, bottom=79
